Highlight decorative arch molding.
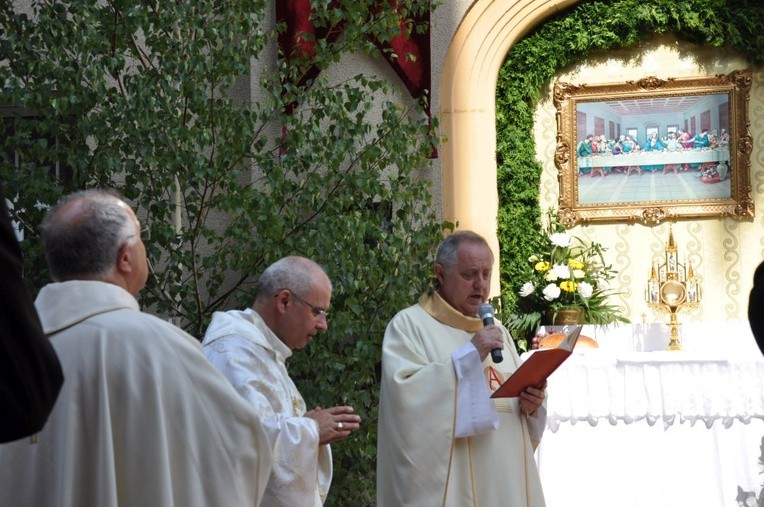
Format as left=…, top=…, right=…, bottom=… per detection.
left=439, top=0, right=579, bottom=294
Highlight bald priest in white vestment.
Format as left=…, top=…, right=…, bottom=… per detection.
left=203, top=256, right=361, bottom=506
left=377, top=231, right=548, bottom=506
left=0, top=190, right=273, bottom=507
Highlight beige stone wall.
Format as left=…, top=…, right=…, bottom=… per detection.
left=534, top=38, right=762, bottom=322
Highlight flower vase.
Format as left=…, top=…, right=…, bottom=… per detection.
left=547, top=307, right=585, bottom=326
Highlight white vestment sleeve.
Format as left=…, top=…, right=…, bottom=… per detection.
left=451, top=342, right=499, bottom=438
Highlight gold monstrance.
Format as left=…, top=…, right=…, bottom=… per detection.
left=645, top=227, right=701, bottom=350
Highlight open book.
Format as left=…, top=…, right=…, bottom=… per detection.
left=490, top=325, right=583, bottom=398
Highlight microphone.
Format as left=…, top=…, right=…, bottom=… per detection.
left=478, top=303, right=503, bottom=363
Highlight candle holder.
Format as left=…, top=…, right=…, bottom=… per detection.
left=645, top=226, right=701, bottom=350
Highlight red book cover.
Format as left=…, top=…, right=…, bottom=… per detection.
left=491, top=326, right=582, bottom=398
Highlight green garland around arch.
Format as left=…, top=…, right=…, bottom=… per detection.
left=495, top=0, right=764, bottom=347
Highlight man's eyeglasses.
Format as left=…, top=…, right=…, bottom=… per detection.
left=290, top=291, right=328, bottom=319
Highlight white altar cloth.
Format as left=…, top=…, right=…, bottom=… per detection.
left=534, top=321, right=764, bottom=507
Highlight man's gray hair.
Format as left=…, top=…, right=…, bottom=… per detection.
left=256, top=256, right=331, bottom=299
left=435, top=230, right=492, bottom=270
left=41, top=189, right=136, bottom=282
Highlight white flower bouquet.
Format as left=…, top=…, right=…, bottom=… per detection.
left=506, top=209, right=628, bottom=340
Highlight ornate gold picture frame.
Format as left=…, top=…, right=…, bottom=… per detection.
left=553, top=70, right=753, bottom=226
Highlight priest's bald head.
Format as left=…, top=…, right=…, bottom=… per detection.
left=252, top=255, right=332, bottom=351
left=41, top=189, right=149, bottom=296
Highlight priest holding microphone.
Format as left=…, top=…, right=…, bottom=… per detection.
left=376, top=230, right=547, bottom=506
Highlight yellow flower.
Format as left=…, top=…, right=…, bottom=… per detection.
left=507, top=208, right=626, bottom=341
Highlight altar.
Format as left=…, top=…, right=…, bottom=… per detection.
left=533, top=321, right=764, bottom=507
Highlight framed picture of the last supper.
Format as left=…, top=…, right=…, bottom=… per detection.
left=553, top=69, right=753, bottom=226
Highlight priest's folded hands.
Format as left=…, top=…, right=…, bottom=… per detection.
left=306, top=405, right=362, bottom=445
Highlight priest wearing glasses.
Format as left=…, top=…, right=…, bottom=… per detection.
left=203, top=255, right=361, bottom=506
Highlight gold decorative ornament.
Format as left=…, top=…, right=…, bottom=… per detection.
left=645, top=226, right=701, bottom=350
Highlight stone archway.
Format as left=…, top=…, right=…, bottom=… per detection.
left=439, top=0, right=579, bottom=295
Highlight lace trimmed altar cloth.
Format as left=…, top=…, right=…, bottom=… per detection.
left=534, top=321, right=764, bottom=507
